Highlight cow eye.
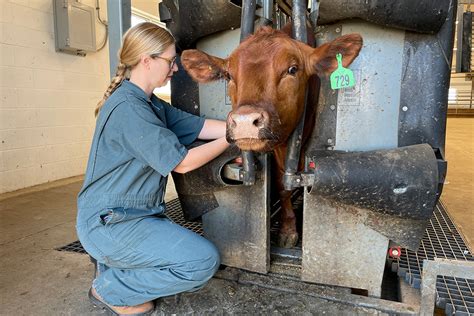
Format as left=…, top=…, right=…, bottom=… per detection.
left=288, top=65, right=298, bottom=75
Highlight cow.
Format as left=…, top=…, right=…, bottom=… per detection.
left=181, top=26, right=363, bottom=248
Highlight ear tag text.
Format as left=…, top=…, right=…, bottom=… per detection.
left=330, top=53, right=355, bottom=90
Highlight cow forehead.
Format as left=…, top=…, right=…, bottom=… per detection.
left=228, top=34, right=303, bottom=72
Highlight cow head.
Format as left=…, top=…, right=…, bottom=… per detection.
left=182, top=27, right=363, bottom=152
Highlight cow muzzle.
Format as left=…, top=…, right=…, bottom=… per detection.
left=226, top=105, right=270, bottom=141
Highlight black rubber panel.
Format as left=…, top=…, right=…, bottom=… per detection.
left=318, top=0, right=451, bottom=34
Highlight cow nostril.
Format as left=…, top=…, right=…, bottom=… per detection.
left=228, top=114, right=237, bottom=129
left=256, top=111, right=269, bottom=129
left=254, top=115, right=265, bottom=128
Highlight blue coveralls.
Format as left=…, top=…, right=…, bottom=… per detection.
left=76, top=80, right=220, bottom=306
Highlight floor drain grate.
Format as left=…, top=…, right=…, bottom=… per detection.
left=389, top=201, right=474, bottom=316
left=165, top=198, right=203, bottom=235
left=56, top=240, right=88, bottom=254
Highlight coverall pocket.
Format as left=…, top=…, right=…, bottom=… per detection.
left=100, top=205, right=165, bottom=225
left=100, top=207, right=126, bottom=225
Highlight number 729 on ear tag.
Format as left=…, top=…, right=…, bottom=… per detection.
left=330, top=53, right=355, bottom=90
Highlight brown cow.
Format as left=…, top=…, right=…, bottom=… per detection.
left=182, top=26, right=362, bottom=248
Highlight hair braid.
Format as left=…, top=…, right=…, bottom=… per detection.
left=95, top=63, right=128, bottom=117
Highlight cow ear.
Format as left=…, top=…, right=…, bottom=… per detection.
left=181, top=49, right=227, bottom=83
left=308, top=34, right=363, bottom=76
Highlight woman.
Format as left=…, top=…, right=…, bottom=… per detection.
left=76, top=22, right=229, bottom=315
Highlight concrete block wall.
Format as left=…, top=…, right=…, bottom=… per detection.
left=1, top=0, right=110, bottom=193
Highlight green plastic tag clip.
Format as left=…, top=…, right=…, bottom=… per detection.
left=330, top=53, right=355, bottom=90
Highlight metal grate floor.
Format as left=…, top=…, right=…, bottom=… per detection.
left=56, top=240, right=88, bottom=254
left=165, top=198, right=203, bottom=235
left=389, top=201, right=474, bottom=316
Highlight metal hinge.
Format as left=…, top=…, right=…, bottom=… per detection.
left=283, top=172, right=314, bottom=190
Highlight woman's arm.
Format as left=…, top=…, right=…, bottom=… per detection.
left=173, top=137, right=229, bottom=174
left=198, top=119, right=227, bottom=140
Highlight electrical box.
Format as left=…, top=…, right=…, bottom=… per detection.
left=53, top=0, right=96, bottom=56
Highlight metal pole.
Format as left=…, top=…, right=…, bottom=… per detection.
left=455, top=3, right=464, bottom=73
left=291, top=0, right=308, bottom=41
left=107, top=0, right=131, bottom=79
left=262, top=0, right=274, bottom=24
left=283, top=0, right=309, bottom=191
left=309, top=0, right=320, bottom=29
left=240, top=0, right=258, bottom=185
left=240, top=0, right=257, bottom=41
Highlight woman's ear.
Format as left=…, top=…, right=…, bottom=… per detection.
left=141, top=55, right=152, bottom=70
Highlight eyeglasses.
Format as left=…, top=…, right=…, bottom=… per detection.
left=151, top=54, right=177, bottom=69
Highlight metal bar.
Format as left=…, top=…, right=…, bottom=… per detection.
left=275, top=6, right=281, bottom=29
left=420, top=258, right=474, bottom=315
left=240, top=0, right=257, bottom=41
left=283, top=0, right=308, bottom=190
left=309, top=0, right=319, bottom=29
left=276, top=0, right=292, bottom=16
left=242, top=151, right=256, bottom=185
left=240, top=0, right=258, bottom=185
left=456, top=3, right=465, bottom=73
left=460, top=11, right=473, bottom=72
left=291, top=0, right=308, bottom=42
left=262, top=0, right=274, bottom=22
left=107, top=0, right=131, bottom=79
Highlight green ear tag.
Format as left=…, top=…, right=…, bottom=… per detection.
left=330, top=53, right=355, bottom=90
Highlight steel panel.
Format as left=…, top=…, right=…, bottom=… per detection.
left=197, top=28, right=270, bottom=273
left=202, top=154, right=270, bottom=274
left=196, top=28, right=241, bottom=120
left=302, top=194, right=389, bottom=297
left=335, top=22, right=405, bottom=151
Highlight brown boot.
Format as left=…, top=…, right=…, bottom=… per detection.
left=88, top=287, right=154, bottom=315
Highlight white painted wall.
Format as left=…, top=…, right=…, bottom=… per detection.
left=0, top=0, right=110, bottom=193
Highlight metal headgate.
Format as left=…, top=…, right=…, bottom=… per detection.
left=163, top=0, right=456, bottom=297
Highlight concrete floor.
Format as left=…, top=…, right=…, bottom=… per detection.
left=0, top=117, right=472, bottom=315
left=441, top=117, right=474, bottom=247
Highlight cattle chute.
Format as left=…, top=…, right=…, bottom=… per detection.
left=162, top=0, right=454, bottom=298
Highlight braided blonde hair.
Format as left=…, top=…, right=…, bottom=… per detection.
left=95, top=22, right=175, bottom=116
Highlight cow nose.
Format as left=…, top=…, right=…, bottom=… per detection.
left=227, top=108, right=270, bottom=140
left=230, top=112, right=268, bottom=129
